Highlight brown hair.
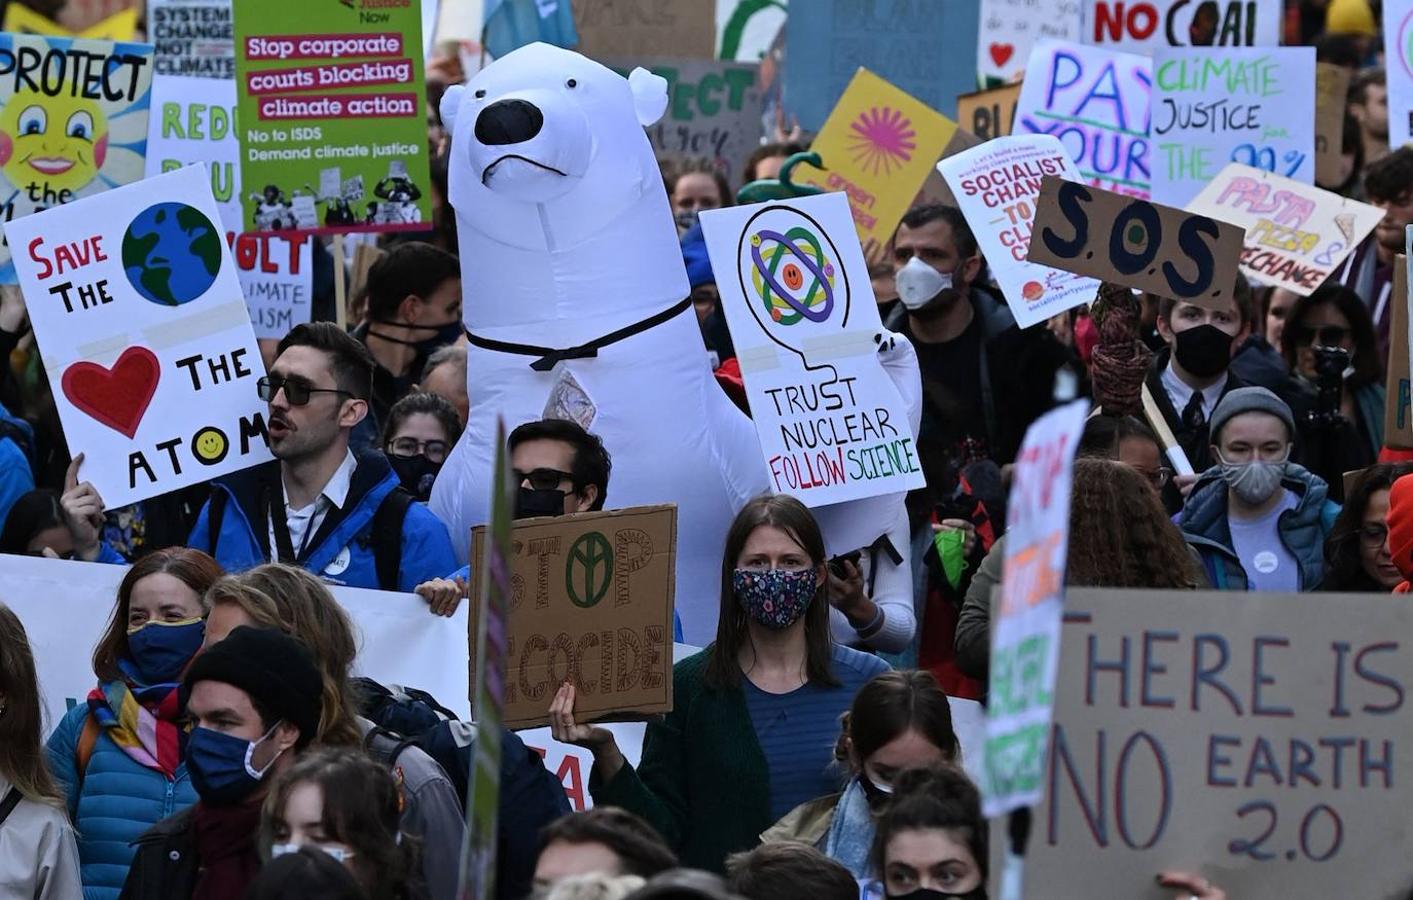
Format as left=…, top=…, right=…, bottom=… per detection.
left=92, top=548, right=223, bottom=682
left=0, top=603, right=63, bottom=806
left=704, top=494, right=836, bottom=691
left=725, top=842, right=858, bottom=900
left=869, top=765, right=986, bottom=881
left=539, top=808, right=678, bottom=877
left=1066, top=459, right=1201, bottom=589
left=204, top=565, right=363, bottom=747
left=261, top=747, right=419, bottom=900
left=843, top=670, right=959, bottom=769
left=665, top=158, right=733, bottom=209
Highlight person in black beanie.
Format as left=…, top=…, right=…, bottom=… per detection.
left=119, top=626, right=324, bottom=900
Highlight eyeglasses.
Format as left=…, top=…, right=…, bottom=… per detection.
left=388, top=437, right=450, bottom=463
left=512, top=467, right=575, bottom=491
left=1137, top=466, right=1174, bottom=490
left=1360, top=524, right=1390, bottom=548
left=1290, top=324, right=1351, bottom=347
left=257, top=375, right=353, bottom=407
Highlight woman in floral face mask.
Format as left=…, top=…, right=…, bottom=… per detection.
left=549, top=494, right=891, bottom=872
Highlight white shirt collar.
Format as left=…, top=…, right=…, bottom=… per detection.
left=285, top=450, right=356, bottom=513
left=1161, top=360, right=1226, bottom=419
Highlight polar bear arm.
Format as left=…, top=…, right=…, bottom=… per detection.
left=878, top=329, right=923, bottom=437
left=628, top=67, right=669, bottom=127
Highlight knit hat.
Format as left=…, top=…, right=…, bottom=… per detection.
left=1326, top=0, right=1376, bottom=36
left=680, top=223, right=714, bottom=289
left=1387, top=474, right=1413, bottom=587
left=184, top=626, right=323, bottom=746
left=1208, top=387, right=1296, bottom=447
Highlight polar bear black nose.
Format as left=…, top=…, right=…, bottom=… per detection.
left=475, top=99, right=544, bottom=145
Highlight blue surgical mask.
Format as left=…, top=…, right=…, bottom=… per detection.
left=186, top=723, right=284, bottom=806
left=125, top=618, right=205, bottom=685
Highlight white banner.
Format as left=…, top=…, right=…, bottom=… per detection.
left=1387, top=0, right=1413, bottom=151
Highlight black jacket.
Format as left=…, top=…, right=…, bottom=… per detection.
left=118, top=807, right=198, bottom=900
left=1144, top=348, right=1252, bottom=476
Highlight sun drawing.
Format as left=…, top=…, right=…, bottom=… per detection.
left=846, top=106, right=916, bottom=177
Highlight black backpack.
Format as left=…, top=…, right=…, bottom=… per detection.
left=205, top=485, right=413, bottom=590
left=356, top=677, right=472, bottom=803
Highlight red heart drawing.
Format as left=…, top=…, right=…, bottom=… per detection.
left=990, top=43, right=1014, bottom=68
left=61, top=346, right=161, bottom=439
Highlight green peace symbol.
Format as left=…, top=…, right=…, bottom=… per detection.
left=565, top=531, right=614, bottom=608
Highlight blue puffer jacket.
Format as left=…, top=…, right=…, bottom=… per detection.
left=46, top=703, right=197, bottom=900
left=0, top=400, right=34, bottom=526
left=1177, top=463, right=1341, bottom=591
left=187, top=449, right=456, bottom=592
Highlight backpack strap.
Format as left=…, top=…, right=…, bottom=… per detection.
left=205, top=488, right=228, bottom=558
left=76, top=713, right=100, bottom=790
left=363, top=724, right=416, bottom=769
left=370, top=487, right=413, bottom=591
left=0, top=787, right=21, bottom=827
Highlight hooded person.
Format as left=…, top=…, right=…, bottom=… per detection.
left=429, top=43, right=920, bottom=645
left=1385, top=474, right=1413, bottom=593
left=120, top=626, right=324, bottom=900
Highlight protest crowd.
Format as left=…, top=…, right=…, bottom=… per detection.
left=6, top=0, right=1413, bottom=898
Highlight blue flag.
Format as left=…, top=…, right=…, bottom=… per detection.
left=483, top=0, right=579, bottom=59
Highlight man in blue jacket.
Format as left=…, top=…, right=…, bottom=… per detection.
left=189, top=322, right=456, bottom=592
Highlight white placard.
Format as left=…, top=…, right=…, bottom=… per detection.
left=937, top=135, right=1100, bottom=329
left=1083, top=0, right=1281, bottom=54
left=149, top=0, right=236, bottom=80
left=4, top=165, right=274, bottom=507
left=1151, top=47, right=1316, bottom=208
left=698, top=192, right=925, bottom=506
left=1387, top=0, right=1413, bottom=151
left=979, top=0, right=1084, bottom=83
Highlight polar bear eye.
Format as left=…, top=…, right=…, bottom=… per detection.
left=565, top=78, right=577, bottom=89
left=473, top=89, right=486, bottom=99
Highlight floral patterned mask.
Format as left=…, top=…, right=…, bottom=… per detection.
left=732, top=567, right=817, bottom=630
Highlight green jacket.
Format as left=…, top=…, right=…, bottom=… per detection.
left=591, top=648, right=771, bottom=872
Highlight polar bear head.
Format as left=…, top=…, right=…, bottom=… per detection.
left=439, top=43, right=671, bottom=252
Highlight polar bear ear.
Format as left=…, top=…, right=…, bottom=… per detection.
left=440, top=84, right=465, bottom=134
left=627, top=67, right=669, bottom=127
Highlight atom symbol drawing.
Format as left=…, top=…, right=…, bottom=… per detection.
left=749, top=225, right=836, bottom=326
left=847, top=106, right=917, bottom=177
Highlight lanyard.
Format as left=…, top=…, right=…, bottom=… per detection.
left=266, top=483, right=318, bottom=564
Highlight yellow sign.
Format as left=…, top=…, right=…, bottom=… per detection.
left=794, top=68, right=958, bottom=246
left=2, top=5, right=138, bottom=39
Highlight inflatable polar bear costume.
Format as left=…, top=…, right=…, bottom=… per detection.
left=431, top=43, right=923, bottom=646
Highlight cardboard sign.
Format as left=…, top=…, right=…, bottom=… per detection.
left=1015, top=587, right=1413, bottom=898
left=1186, top=163, right=1383, bottom=296
left=938, top=135, right=1099, bottom=328
left=985, top=399, right=1088, bottom=817
left=698, top=192, right=925, bottom=505
left=1387, top=1, right=1413, bottom=151
left=233, top=0, right=432, bottom=235
left=791, top=69, right=958, bottom=247
left=1, top=3, right=137, bottom=39
left=0, top=34, right=153, bottom=283
left=1388, top=254, right=1413, bottom=449
left=1027, top=175, right=1244, bottom=307
left=604, top=58, right=763, bottom=185
left=783, top=0, right=979, bottom=132
left=978, top=0, right=1083, bottom=83
left=3, top=165, right=275, bottom=506
left=717, top=0, right=787, bottom=63
left=1315, top=63, right=1351, bottom=188
left=1151, top=47, right=1315, bottom=208
left=575, top=0, right=715, bottom=62
left=150, top=0, right=235, bottom=80
left=1014, top=40, right=1152, bottom=198
left=470, top=505, right=677, bottom=730
left=958, top=83, right=1023, bottom=141
left=1083, top=0, right=1281, bottom=53
left=232, top=234, right=314, bottom=340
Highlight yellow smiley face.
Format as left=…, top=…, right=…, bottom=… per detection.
left=0, top=91, right=108, bottom=194
left=192, top=427, right=228, bottom=465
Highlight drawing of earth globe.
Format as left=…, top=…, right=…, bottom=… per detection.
left=121, top=202, right=223, bottom=306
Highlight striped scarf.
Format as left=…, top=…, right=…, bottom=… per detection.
left=86, top=662, right=186, bottom=779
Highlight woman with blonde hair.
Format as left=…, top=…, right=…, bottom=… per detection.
left=0, top=602, right=83, bottom=898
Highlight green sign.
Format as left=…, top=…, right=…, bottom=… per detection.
left=232, top=0, right=431, bottom=235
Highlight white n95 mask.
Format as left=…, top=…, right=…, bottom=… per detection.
left=895, top=256, right=953, bottom=310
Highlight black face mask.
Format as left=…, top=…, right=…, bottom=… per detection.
left=1172, top=323, right=1235, bottom=378
left=388, top=454, right=441, bottom=502
left=888, top=888, right=986, bottom=900
left=515, top=487, right=567, bottom=519
left=370, top=319, right=464, bottom=356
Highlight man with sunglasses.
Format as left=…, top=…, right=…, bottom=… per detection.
left=188, top=323, right=456, bottom=592
left=508, top=419, right=611, bottom=519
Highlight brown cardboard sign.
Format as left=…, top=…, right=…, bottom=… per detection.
left=471, top=504, right=677, bottom=730
left=1315, top=63, right=1351, bottom=189
left=1025, top=175, right=1245, bottom=308
left=1385, top=255, right=1412, bottom=449
left=957, top=83, right=1022, bottom=141
left=574, top=0, right=715, bottom=62
left=1001, top=587, right=1413, bottom=899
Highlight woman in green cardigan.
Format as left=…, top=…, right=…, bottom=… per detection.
left=549, top=494, right=890, bottom=871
